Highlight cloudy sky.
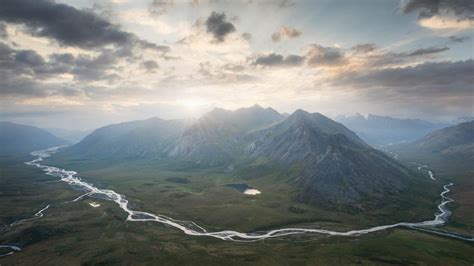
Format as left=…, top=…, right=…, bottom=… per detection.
left=0, top=0, right=473, bottom=129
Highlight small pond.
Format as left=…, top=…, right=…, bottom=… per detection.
left=224, top=183, right=261, bottom=195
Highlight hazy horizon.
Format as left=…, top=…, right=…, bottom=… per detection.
left=1, top=103, right=467, bottom=132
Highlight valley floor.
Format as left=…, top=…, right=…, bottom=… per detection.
left=0, top=153, right=473, bottom=265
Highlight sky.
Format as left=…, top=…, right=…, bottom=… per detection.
left=0, top=0, right=473, bottom=130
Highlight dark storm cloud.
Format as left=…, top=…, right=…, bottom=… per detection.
left=254, top=53, right=304, bottom=67
left=335, top=60, right=474, bottom=97
left=407, top=46, right=449, bottom=56
left=305, top=45, right=346, bottom=67
left=0, top=0, right=169, bottom=52
left=402, top=0, right=474, bottom=20
left=449, top=35, right=471, bottom=43
left=205, top=12, right=236, bottom=42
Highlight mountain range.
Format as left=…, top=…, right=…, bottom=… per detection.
left=56, top=105, right=417, bottom=208
left=62, top=117, right=189, bottom=159
left=45, top=128, right=92, bottom=143
left=336, top=114, right=448, bottom=146
left=0, top=121, right=68, bottom=155
left=413, top=121, right=474, bottom=159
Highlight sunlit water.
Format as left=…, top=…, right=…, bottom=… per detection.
left=243, top=189, right=261, bottom=195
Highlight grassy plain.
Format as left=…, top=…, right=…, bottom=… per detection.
left=44, top=155, right=441, bottom=232
left=0, top=153, right=473, bottom=265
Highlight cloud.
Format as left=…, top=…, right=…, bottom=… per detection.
left=284, top=54, right=305, bottom=66
left=275, top=0, right=296, bottom=8
left=406, top=46, right=449, bottom=56
left=242, top=32, right=252, bottom=41
left=15, top=50, right=45, bottom=67
left=149, top=0, right=174, bottom=16
left=0, top=22, right=7, bottom=38
left=402, top=0, right=474, bottom=30
left=205, top=12, right=236, bottom=42
left=0, top=42, right=46, bottom=75
left=223, top=63, right=245, bottom=72
left=351, top=43, right=377, bottom=54
left=402, top=0, right=474, bottom=20
left=417, top=15, right=474, bottom=30
left=335, top=59, right=474, bottom=95
left=251, top=43, right=449, bottom=71
left=250, top=42, right=450, bottom=72
left=42, top=50, right=121, bottom=81
left=271, top=26, right=301, bottom=42
left=305, top=44, right=346, bottom=67
left=449, top=35, right=471, bottom=43
left=0, top=0, right=169, bottom=52
left=0, top=72, right=84, bottom=99
left=142, top=60, right=159, bottom=72
left=0, top=41, right=128, bottom=82
left=253, top=53, right=304, bottom=67
left=330, top=59, right=474, bottom=116
left=358, top=45, right=450, bottom=68
left=195, top=61, right=257, bottom=84
left=0, top=110, right=67, bottom=118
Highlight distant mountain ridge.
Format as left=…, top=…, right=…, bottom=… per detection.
left=336, top=114, right=448, bottom=146
left=46, top=128, right=92, bottom=143
left=414, top=121, right=474, bottom=159
left=56, top=106, right=419, bottom=209
left=62, top=117, right=189, bottom=159
left=0, top=121, right=68, bottom=155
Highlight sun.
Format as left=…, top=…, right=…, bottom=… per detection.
left=181, top=98, right=207, bottom=116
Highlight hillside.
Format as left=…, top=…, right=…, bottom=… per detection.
left=248, top=110, right=412, bottom=206
left=0, top=122, right=68, bottom=155
left=60, top=117, right=189, bottom=160
left=414, top=121, right=474, bottom=159
left=168, top=104, right=284, bottom=166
